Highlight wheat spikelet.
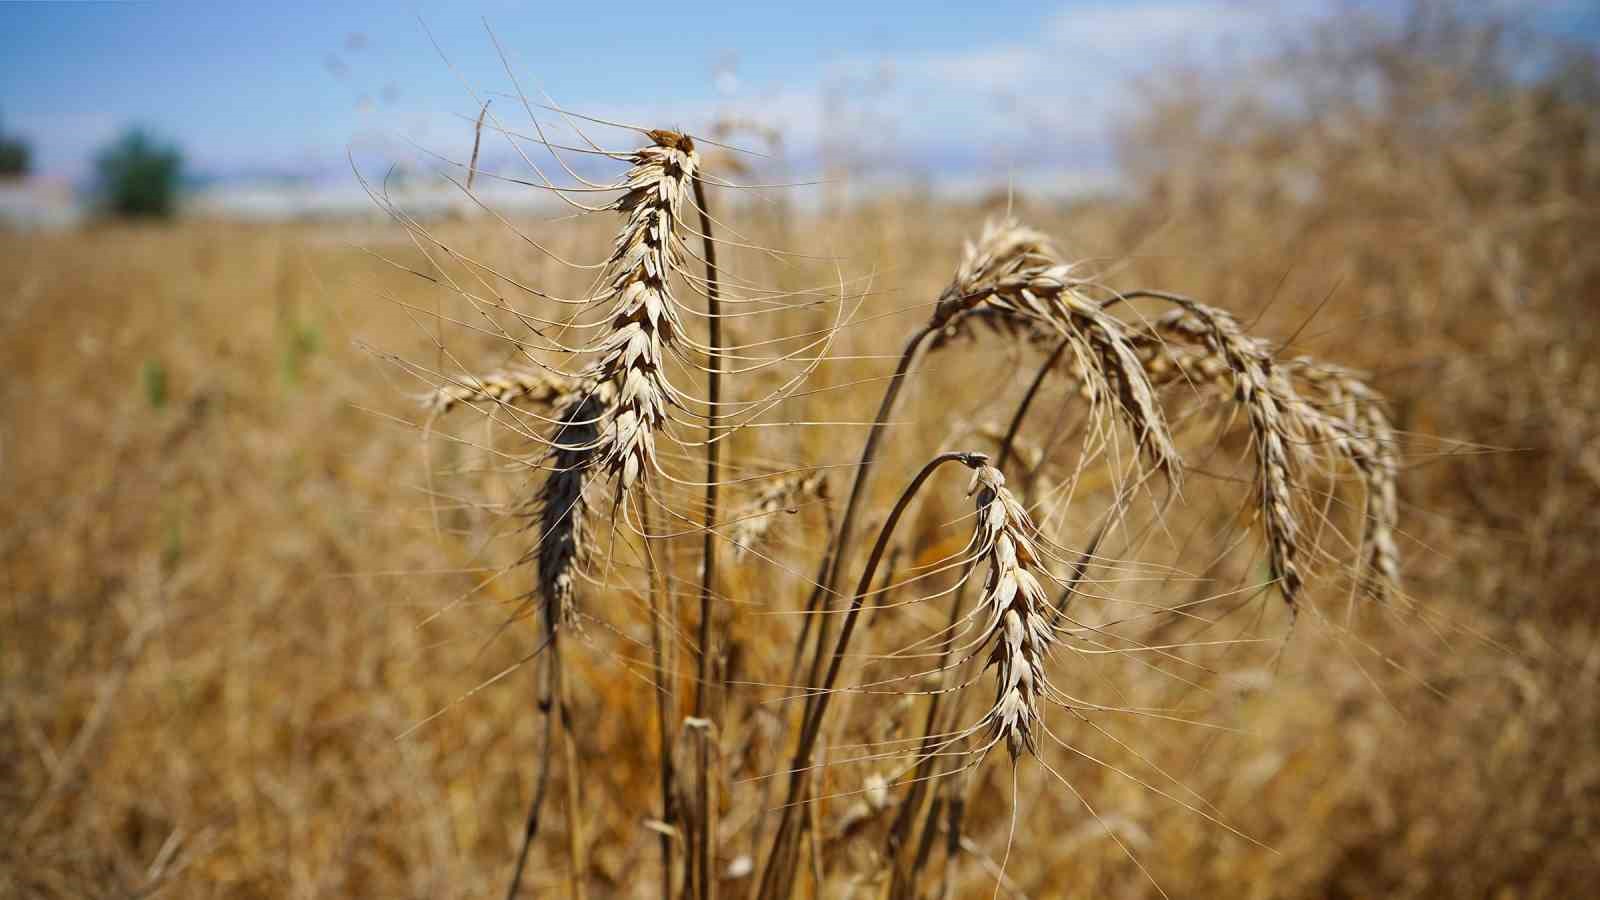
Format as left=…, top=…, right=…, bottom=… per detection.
left=729, top=471, right=828, bottom=559
left=931, top=220, right=1182, bottom=481
left=967, top=464, right=1056, bottom=758
left=588, top=129, right=700, bottom=493
left=928, top=219, right=1058, bottom=352
left=1143, top=304, right=1305, bottom=607
left=1284, top=358, right=1401, bottom=598
left=1134, top=318, right=1401, bottom=600
left=528, top=379, right=616, bottom=627
left=424, top=367, right=578, bottom=416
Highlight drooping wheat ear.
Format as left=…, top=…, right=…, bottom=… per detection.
left=424, top=367, right=579, bottom=416
left=1138, top=305, right=1306, bottom=608
left=928, top=219, right=1059, bottom=352
left=967, top=464, right=1056, bottom=759
left=527, top=379, right=616, bottom=628
left=931, top=220, right=1183, bottom=481
left=1283, top=358, right=1401, bottom=599
left=729, top=471, right=829, bottom=559
left=1134, top=318, right=1402, bottom=601
left=588, top=129, right=700, bottom=493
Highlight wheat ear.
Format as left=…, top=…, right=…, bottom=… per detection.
left=931, top=219, right=1183, bottom=483
left=425, top=367, right=579, bottom=416
left=527, top=380, right=615, bottom=628
left=1141, top=304, right=1305, bottom=608
left=588, top=130, right=700, bottom=493
left=1133, top=310, right=1401, bottom=601
left=1283, top=358, right=1401, bottom=599
left=966, top=464, right=1057, bottom=758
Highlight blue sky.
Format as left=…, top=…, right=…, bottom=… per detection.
left=2, top=1, right=1596, bottom=184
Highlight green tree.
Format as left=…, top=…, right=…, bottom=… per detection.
left=0, top=109, right=30, bottom=177
left=94, top=128, right=183, bottom=218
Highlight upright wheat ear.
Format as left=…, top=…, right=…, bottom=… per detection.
left=589, top=130, right=700, bottom=493
left=967, top=464, right=1056, bottom=758
left=931, top=219, right=1183, bottom=483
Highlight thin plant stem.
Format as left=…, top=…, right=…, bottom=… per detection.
left=997, top=337, right=1072, bottom=475
left=554, top=634, right=587, bottom=900
left=799, top=324, right=937, bottom=730
left=692, top=170, right=723, bottom=900
left=641, top=496, right=677, bottom=899
left=504, top=651, right=557, bottom=900
left=758, top=449, right=984, bottom=899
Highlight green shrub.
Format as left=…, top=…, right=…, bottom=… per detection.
left=0, top=135, right=27, bottom=178
left=94, top=128, right=183, bottom=219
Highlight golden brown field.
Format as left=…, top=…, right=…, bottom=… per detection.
left=5, top=12, right=1599, bottom=900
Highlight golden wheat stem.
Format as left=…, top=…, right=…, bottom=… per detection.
left=553, top=637, right=587, bottom=900
left=640, top=495, right=678, bottom=899
left=689, top=168, right=722, bottom=900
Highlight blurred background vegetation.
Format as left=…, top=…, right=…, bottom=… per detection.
left=2, top=4, right=1597, bottom=898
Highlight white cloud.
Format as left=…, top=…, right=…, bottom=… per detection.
left=1047, top=1, right=1272, bottom=51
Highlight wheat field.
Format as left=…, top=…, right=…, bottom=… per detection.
left=4, top=11, right=1599, bottom=900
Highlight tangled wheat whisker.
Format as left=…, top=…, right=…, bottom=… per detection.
left=729, top=471, right=830, bottom=559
